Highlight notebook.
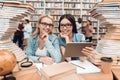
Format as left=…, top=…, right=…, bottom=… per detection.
left=69, top=60, right=101, bottom=74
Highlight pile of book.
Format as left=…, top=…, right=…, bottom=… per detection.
left=41, top=62, right=84, bottom=80
left=0, top=1, right=34, bottom=61
left=89, top=51, right=120, bottom=65
left=0, top=1, right=34, bottom=40
left=96, top=40, right=120, bottom=55
left=89, top=0, right=120, bottom=65
left=90, top=0, right=120, bottom=25
left=0, top=40, right=27, bottom=61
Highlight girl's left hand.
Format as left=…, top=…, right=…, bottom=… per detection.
left=39, top=57, right=54, bottom=65
left=81, top=47, right=94, bottom=57
left=60, top=33, right=70, bottom=43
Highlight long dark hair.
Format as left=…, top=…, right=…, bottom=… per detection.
left=58, top=14, right=77, bottom=33
left=88, top=20, right=92, bottom=25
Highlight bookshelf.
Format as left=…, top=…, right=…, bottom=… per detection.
left=20, top=0, right=104, bottom=43
left=82, top=0, right=104, bottom=44
left=19, top=0, right=64, bottom=34
left=45, top=0, right=64, bottom=34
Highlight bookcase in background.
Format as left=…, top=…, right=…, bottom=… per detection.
left=45, top=0, right=64, bottom=34
left=19, top=0, right=104, bottom=45
left=19, top=0, right=64, bottom=34
left=81, top=0, right=104, bottom=45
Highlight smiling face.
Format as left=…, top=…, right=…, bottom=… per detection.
left=60, top=18, right=73, bottom=36
left=38, top=17, right=53, bottom=34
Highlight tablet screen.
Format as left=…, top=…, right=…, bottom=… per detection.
left=64, top=42, right=93, bottom=57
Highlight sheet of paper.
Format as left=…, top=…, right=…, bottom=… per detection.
left=34, top=63, right=57, bottom=75
left=69, top=60, right=101, bottom=74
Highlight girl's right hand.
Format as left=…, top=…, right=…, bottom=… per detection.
left=38, top=57, right=54, bottom=65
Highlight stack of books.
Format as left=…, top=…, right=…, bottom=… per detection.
left=0, top=1, right=34, bottom=61
left=0, top=40, right=27, bottom=61
left=90, top=1, right=120, bottom=25
left=40, top=62, right=83, bottom=80
left=89, top=0, right=120, bottom=65
left=89, top=50, right=119, bottom=65
left=0, top=1, right=34, bottom=40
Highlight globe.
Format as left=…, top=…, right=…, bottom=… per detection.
left=0, top=49, right=16, bottom=76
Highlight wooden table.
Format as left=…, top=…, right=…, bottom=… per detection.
left=0, top=64, right=114, bottom=80
left=0, top=70, right=113, bottom=80
left=112, top=66, right=120, bottom=80
left=0, top=65, right=41, bottom=80
left=79, top=64, right=113, bottom=80
left=80, top=72, right=113, bottom=80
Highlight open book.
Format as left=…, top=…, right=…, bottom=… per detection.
left=69, top=60, right=101, bottom=74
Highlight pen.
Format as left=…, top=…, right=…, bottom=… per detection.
left=42, top=62, right=44, bottom=67
left=70, top=63, right=85, bottom=69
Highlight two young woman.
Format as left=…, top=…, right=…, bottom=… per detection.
left=26, top=14, right=93, bottom=65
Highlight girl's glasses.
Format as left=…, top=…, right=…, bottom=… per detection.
left=60, top=23, right=72, bottom=28
left=40, top=22, right=53, bottom=28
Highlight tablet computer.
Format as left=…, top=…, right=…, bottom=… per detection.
left=64, top=42, right=93, bottom=58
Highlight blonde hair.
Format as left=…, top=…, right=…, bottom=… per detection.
left=32, top=14, right=54, bottom=36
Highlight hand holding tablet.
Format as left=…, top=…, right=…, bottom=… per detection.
left=64, top=42, right=93, bottom=58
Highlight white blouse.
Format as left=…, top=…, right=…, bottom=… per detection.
left=35, top=47, right=47, bottom=57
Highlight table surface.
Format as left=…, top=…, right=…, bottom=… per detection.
left=81, top=72, right=113, bottom=80
left=112, top=66, right=120, bottom=80
left=0, top=66, right=113, bottom=80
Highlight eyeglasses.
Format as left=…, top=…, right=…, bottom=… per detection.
left=60, top=23, right=72, bottom=28
left=17, top=57, right=33, bottom=70
left=40, top=22, right=53, bottom=28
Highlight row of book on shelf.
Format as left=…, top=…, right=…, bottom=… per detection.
left=19, top=0, right=101, bottom=2
left=31, top=15, right=98, bottom=25
left=53, top=27, right=107, bottom=35
left=35, top=9, right=63, bottom=15
left=27, top=2, right=96, bottom=9
left=35, top=9, right=87, bottom=15
left=32, top=15, right=60, bottom=21
left=82, top=16, right=97, bottom=21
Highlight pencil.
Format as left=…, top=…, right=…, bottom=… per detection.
left=70, top=63, right=85, bottom=69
